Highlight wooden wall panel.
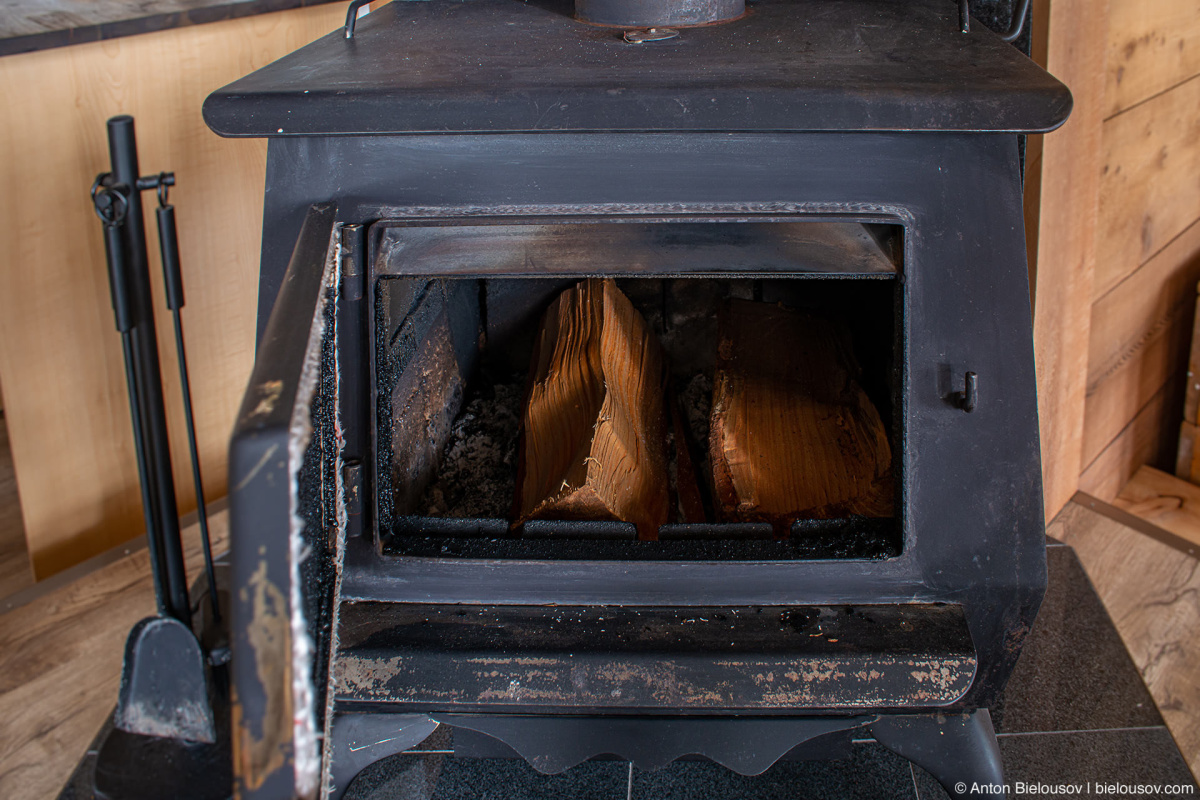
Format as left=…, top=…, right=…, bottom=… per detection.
left=1077, top=0, right=1200, bottom=501
left=1079, top=378, right=1181, bottom=502
left=1030, top=0, right=1108, bottom=522
left=1083, top=219, right=1200, bottom=467
left=0, top=4, right=345, bottom=578
left=1106, top=0, right=1200, bottom=117
left=1093, top=75, right=1200, bottom=300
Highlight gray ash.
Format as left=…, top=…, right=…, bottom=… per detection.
left=419, top=376, right=523, bottom=518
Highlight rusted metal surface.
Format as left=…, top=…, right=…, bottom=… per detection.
left=235, top=561, right=293, bottom=791
left=333, top=603, right=975, bottom=711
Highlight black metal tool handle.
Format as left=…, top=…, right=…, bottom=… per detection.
left=93, top=176, right=172, bottom=617
left=155, top=183, right=220, bottom=621
left=98, top=116, right=192, bottom=628
left=157, top=204, right=185, bottom=311
left=93, top=179, right=134, bottom=332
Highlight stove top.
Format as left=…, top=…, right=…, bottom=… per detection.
left=203, top=0, right=1070, bottom=138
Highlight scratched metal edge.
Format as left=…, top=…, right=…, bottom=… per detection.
left=332, top=653, right=978, bottom=710
left=319, top=225, right=352, bottom=799
left=286, top=223, right=343, bottom=799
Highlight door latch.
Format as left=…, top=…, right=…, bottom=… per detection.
left=952, top=371, right=978, bottom=413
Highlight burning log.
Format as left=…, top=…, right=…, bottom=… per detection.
left=516, top=278, right=670, bottom=538
left=710, top=299, right=893, bottom=531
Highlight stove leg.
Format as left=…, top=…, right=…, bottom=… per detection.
left=869, top=709, right=1003, bottom=798
left=326, top=713, right=440, bottom=800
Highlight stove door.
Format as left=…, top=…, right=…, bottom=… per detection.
left=227, top=203, right=343, bottom=800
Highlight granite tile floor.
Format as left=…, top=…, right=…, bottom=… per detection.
left=343, top=543, right=1198, bottom=800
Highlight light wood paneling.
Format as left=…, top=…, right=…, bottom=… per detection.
left=1106, top=0, right=1200, bottom=117
left=1080, top=377, right=1180, bottom=503
left=1112, top=465, right=1200, bottom=550
left=0, top=4, right=344, bottom=578
left=1089, top=219, right=1200, bottom=389
left=1030, top=0, right=1108, bottom=521
left=1076, top=0, right=1200, bottom=493
left=1052, top=500, right=1200, bottom=777
left=1082, top=218, right=1200, bottom=467
left=1082, top=301, right=1190, bottom=469
left=0, top=419, right=33, bottom=599
left=1094, top=74, right=1200, bottom=300
left=0, top=511, right=228, bottom=800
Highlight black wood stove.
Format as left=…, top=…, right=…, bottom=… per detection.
left=197, top=0, right=1071, bottom=797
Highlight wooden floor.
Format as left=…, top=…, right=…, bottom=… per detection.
left=1053, top=500, right=1200, bottom=772
left=0, top=511, right=228, bottom=800
left=0, top=416, right=34, bottom=600
left=0, top=502, right=1195, bottom=799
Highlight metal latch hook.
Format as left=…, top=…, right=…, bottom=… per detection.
left=953, top=371, right=978, bottom=413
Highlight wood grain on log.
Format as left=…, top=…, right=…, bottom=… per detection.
left=517, top=279, right=670, bottom=538
left=710, top=300, right=893, bottom=529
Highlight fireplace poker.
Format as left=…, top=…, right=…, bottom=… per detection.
left=153, top=177, right=220, bottom=621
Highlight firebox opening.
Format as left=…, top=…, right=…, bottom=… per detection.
left=373, top=219, right=902, bottom=561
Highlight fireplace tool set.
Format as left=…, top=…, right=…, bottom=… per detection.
left=70, top=0, right=1073, bottom=797
left=88, top=115, right=229, bottom=796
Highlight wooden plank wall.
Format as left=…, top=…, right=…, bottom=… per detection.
left=1077, top=0, right=1200, bottom=502
left=1028, top=0, right=1108, bottom=522
left=0, top=4, right=345, bottom=578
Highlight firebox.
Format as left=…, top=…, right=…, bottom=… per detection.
left=205, top=0, right=1071, bottom=797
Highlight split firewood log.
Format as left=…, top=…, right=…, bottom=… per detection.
left=709, top=299, right=893, bottom=531
left=516, top=278, right=670, bottom=539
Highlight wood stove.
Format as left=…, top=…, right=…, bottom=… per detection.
left=205, top=0, right=1071, bottom=797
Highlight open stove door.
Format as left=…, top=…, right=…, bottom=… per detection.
left=227, top=203, right=344, bottom=800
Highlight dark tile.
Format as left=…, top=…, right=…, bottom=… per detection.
left=913, top=728, right=1198, bottom=799
left=407, top=723, right=454, bottom=752
left=993, top=544, right=1163, bottom=735
left=345, top=753, right=628, bottom=800
left=344, top=753, right=447, bottom=800
left=56, top=712, right=112, bottom=799
left=629, top=742, right=917, bottom=800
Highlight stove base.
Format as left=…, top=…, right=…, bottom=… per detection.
left=871, top=710, right=1003, bottom=798
left=59, top=544, right=1199, bottom=799
left=329, top=711, right=998, bottom=800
